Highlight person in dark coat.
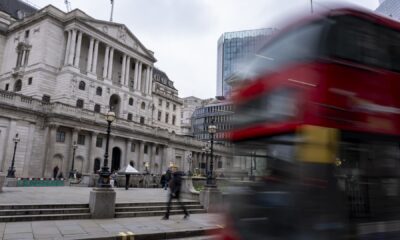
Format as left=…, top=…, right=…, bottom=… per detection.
left=53, top=166, right=59, bottom=179
left=162, top=167, right=189, bottom=220
left=165, top=168, right=172, bottom=190
left=160, top=174, right=167, bottom=189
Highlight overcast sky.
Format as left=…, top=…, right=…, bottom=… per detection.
left=29, top=0, right=379, bottom=99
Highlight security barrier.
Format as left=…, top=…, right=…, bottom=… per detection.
left=16, top=178, right=65, bottom=187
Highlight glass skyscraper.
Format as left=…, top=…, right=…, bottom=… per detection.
left=216, top=28, right=276, bottom=97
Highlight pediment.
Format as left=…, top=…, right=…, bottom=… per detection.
left=83, top=20, right=155, bottom=61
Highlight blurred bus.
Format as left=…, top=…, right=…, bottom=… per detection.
left=223, top=6, right=400, bottom=240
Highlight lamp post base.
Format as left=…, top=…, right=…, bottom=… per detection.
left=97, top=167, right=112, bottom=188
left=6, top=168, right=15, bottom=178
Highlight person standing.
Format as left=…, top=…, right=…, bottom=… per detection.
left=53, top=165, right=59, bottom=179
left=162, top=166, right=189, bottom=220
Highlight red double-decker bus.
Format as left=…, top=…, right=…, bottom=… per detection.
left=224, top=6, right=400, bottom=240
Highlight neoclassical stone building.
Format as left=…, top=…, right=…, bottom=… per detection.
left=0, top=5, right=231, bottom=178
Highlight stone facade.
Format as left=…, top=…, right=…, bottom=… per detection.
left=152, top=68, right=182, bottom=134
left=0, top=5, right=231, bottom=178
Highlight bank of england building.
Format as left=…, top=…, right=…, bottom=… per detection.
left=0, top=5, right=231, bottom=178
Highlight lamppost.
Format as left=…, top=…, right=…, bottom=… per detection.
left=202, top=144, right=210, bottom=177
left=7, top=133, right=20, bottom=178
left=207, top=121, right=217, bottom=186
left=69, top=141, right=78, bottom=178
left=98, top=110, right=116, bottom=187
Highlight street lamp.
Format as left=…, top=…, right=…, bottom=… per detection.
left=207, top=121, right=217, bottom=186
left=186, top=153, right=193, bottom=176
left=98, top=110, right=116, bottom=187
left=69, top=141, right=78, bottom=178
left=202, top=144, right=210, bottom=177
left=6, top=133, right=20, bottom=178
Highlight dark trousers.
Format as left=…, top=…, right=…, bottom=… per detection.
left=125, top=175, right=130, bottom=190
left=165, top=192, right=188, bottom=217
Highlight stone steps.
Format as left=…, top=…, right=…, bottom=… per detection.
left=115, top=209, right=207, bottom=218
left=0, top=201, right=206, bottom=222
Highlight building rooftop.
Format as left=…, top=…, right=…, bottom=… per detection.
left=0, top=0, right=37, bottom=20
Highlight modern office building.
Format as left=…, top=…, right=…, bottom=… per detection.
left=376, top=0, right=400, bottom=20
left=216, top=28, right=276, bottom=97
left=191, top=99, right=234, bottom=143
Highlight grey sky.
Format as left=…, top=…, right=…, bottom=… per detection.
left=29, top=0, right=379, bottom=99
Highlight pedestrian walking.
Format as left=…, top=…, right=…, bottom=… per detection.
left=165, top=168, right=172, bottom=190
left=162, top=166, right=189, bottom=220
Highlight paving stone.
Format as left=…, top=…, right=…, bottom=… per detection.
left=3, top=232, right=34, bottom=240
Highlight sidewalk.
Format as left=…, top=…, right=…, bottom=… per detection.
left=0, top=213, right=222, bottom=240
left=0, top=187, right=223, bottom=239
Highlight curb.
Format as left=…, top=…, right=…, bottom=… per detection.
left=82, top=227, right=222, bottom=240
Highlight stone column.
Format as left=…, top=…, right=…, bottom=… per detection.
left=121, top=54, right=126, bottom=85
left=138, top=141, right=144, bottom=172
left=65, top=128, right=79, bottom=176
left=64, top=30, right=72, bottom=65
left=44, top=124, right=58, bottom=177
left=148, top=67, right=153, bottom=95
left=86, top=37, right=94, bottom=73
left=107, top=48, right=114, bottom=80
left=74, top=31, right=83, bottom=67
left=137, top=62, right=142, bottom=91
left=102, top=46, right=110, bottom=79
left=87, top=131, right=98, bottom=174
left=146, top=66, right=151, bottom=94
left=134, top=60, right=139, bottom=90
left=125, top=57, right=130, bottom=86
left=68, top=29, right=77, bottom=65
left=92, top=40, right=99, bottom=73
left=149, top=143, right=156, bottom=174
left=21, top=49, right=26, bottom=67
left=124, top=138, right=131, bottom=167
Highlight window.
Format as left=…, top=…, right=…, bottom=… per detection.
left=76, top=99, right=84, bottom=108
left=166, top=102, right=170, bottom=109
left=5, top=84, right=9, bottom=91
left=77, top=134, right=85, bottom=145
left=94, top=104, right=101, bottom=113
left=172, top=115, right=176, bottom=125
left=56, top=131, right=65, bottom=143
left=42, top=95, right=50, bottom=103
left=144, top=145, right=148, bottom=154
left=158, top=99, right=162, bottom=106
left=130, top=143, right=135, bottom=152
left=218, top=160, right=223, bottom=168
left=127, top=113, right=133, bottom=121
left=156, top=147, right=159, bottom=155
left=165, top=113, right=169, bottom=123
left=140, top=116, right=145, bottom=124
left=14, top=80, right=22, bottom=92
left=78, top=81, right=86, bottom=90
left=173, top=104, right=176, bottom=111
left=25, top=30, right=30, bottom=39
left=96, top=87, right=102, bottom=96
left=28, top=77, right=32, bottom=85
left=141, top=102, right=145, bottom=110
left=96, top=136, right=103, bottom=147
left=129, top=98, right=134, bottom=106
left=158, top=111, right=162, bottom=121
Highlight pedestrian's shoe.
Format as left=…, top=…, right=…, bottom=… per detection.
left=162, top=216, right=169, bottom=220
left=183, top=213, right=190, bottom=220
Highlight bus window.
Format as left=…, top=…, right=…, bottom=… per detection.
left=242, top=21, right=326, bottom=79
left=328, top=15, right=400, bottom=72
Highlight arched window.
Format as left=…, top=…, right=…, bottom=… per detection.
left=128, top=98, right=134, bottom=106
left=141, top=102, right=145, bottom=110
left=127, top=113, right=133, bottom=121
left=96, top=87, right=102, bottom=96
left=14, top=79, right=22, bottom=92
left=76, top=99, right=84, bottom=108
left=78, top=81, right=86, bottom=90
left=94, top=104, right=101, bottom=113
